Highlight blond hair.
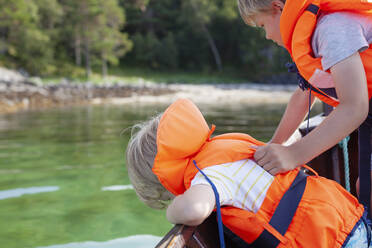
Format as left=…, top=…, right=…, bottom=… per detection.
left=237, top=0, right=285, bottom=26
left=125, top=113, right=174, bottom=209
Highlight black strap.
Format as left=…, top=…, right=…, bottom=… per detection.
left=223, top=225, right=251, bottom=248
left=306, top=4, right=320, bottom=15
left=285, top=63, right=335, bottom=102
left=318, top=88, right=338, bottom=99
left=312, top=87, right=336, bottom=99
left=359, top=119, right=372, bottom=220
left=250, top=171, right=308, bottom=247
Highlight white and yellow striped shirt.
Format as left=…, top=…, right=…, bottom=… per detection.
left=190, top=159, right=274, bottom=213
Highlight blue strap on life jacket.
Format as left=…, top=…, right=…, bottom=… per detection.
left=250, top=170, right=308, bottom=247
left=306, top=85, right=312, bottom=134
left=193, top=160, right=225, bottom=248
left=194, top=158, right=308, bottom=248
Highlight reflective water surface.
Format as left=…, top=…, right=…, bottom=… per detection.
left=0, top=102, right=299, bottom=247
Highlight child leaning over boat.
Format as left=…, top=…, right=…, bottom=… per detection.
left=126, top=99, right=371, bottom=247
left=237, top=0, right=372, bottom=217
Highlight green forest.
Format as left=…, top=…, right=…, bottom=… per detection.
left=0, top=0, right=291, bottom=81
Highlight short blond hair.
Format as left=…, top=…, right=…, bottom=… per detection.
left=125, top=113, right=174, bottom=209
left=237, top=0, right=285, bottom=26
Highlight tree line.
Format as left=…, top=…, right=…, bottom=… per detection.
left=0, top=0, right=290, bottom=80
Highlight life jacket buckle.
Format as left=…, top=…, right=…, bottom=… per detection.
left=285, top=62, right=311, bottom=91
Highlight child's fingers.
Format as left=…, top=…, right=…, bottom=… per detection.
left=256, top=153, right=271, bottom=167
left=253, top=146, right=267, bottom=162
left=267, top=167, right=280, bottom=176
left=261, top=159, right=275, bottom=171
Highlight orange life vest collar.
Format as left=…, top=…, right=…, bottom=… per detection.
left=280, top=0, right=315, bottom=54
left=153, top=98, right=263, bottom=195
left=280, top=0, right=372, bottom=107
left=152, top=99, right=212, bottom=195
left=280, top=0, right=372, bottom=52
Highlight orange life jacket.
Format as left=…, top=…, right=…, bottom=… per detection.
left=152, top=98, right=364, bottom=247
left=280, top=0, right=372, bottom=107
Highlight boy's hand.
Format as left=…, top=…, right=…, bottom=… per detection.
left=253, top=144, right=298, bottom=175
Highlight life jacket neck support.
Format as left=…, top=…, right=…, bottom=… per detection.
left=152, top=99, right=263, bottom=195
left=280, top=0, right=372, bottom=107
left=152, top=98, right=211, bottom=195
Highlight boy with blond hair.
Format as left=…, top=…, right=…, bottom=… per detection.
left=237, top=0, right=372, bottom=216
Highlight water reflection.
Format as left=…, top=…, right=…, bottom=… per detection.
left=37, top=235, right=161, bottom=248
left=0, top=186, right=59, bottom=200
left=102, top=185, right=134, bottom=191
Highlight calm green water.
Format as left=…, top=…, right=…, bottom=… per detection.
left=0, top=102, right=291, bottom=248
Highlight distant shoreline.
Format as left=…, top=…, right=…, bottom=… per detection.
left=96, top=83, right=296, bottom=107
left=0, top=80, right=174, bottom=113
left=0, top=68, right=296, bottom=114
left=0, top=82, right=296, bottom=114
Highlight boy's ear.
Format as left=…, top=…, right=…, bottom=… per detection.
left=271, top=0, right=284, bottom=12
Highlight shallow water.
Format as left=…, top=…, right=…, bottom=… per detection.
left=0, top=102, right=318, bottom=248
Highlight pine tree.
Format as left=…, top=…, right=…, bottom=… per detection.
left=0, top=0, right=61, bottom=74
left=61, top=0, right=132, bottom=78
left=95, top=0, right=132, bottom=77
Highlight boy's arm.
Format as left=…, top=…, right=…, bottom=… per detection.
left=271, top=87, right=314, bottom=144
left=255, top=52, right=369, bottom=175
left=166, top=184, right=215, bottom=226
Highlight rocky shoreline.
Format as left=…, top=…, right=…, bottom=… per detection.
left=0, top=68, right=174, bottom=113
left=0, top=67, right=297, bottom=114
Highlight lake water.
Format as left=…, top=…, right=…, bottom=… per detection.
left=0, top=102, right=317, bottom=248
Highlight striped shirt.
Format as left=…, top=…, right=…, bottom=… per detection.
left=190, top=159, right=274, bottom=213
